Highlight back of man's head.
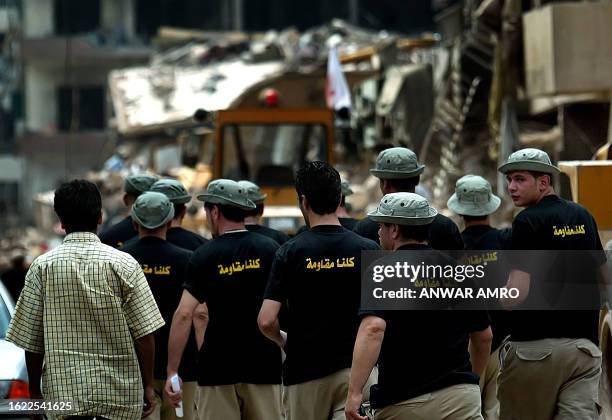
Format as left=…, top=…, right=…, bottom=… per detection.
left=54, top=179, right=102, bottom=233
left=295, top=161, right=341, bottom=215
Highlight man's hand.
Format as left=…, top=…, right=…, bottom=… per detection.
left=164, top=374, right=183, bottom=408
left=345, top=391, right=367, bottom=420
left=142, top=385, right=156, bottom=418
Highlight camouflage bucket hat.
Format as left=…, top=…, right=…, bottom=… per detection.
left=368, top=192, right=437, bottom=225
left=237, top=180, right=267, bottom=204
left=150, top=179, right=191, bottom=204
left=196, top=179, right=256, bottom=211
left=124, top=174, right=159, bottom=196
left=131, top=191, right=175, bottom=230
left=498, top=148, right=560, bottom=175
left=370, top=147, right=426, bottom=179
left=340, top=180, right=354, bottom=197
left=447, top=175, right=501, bottom=217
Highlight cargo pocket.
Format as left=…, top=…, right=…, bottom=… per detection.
left=576, top=342, right=602, bottom=359
left=515, top=345, right=553, bottom=362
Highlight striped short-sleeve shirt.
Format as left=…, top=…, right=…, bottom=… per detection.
left=6, top=232, right=165, bottom=420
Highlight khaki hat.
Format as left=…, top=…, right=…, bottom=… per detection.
left=131, top=192, right=175, bottom=230
left=368, top=192, right=437, bottom=225
left=197, top=179, right=256, bottom=211
left=340, top=180, right=354, bottom=197
left=124, top=174, right=159, bottom=196
left=150, top=179, right=191, bottom=204
left=498, top=148, right=560, bottom=175
left=447, top=175, right=501, bottom=217
left=370, top=147, right=425, bottom=179
left=238, top=180, right=267, bottom=203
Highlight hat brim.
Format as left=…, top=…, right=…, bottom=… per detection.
left=367, top=207, right=437, bottom=226
left=370, top=165, right=425, bottom=179
left=447, top=194, right=501, bottom=216
left=168, top=195, right=192, bottom=204
left=196, top=193, right=256, bottom=210
left=251, top=193, right=267, bottom=203
left=498, top=161, right=560, bottom=175
left=131, top=207, right=175, bottom=230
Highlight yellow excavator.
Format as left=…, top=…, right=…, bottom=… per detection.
left=558, top=145, right=612, bottom=413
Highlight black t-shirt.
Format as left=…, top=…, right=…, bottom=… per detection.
left=509, top=195, right=605, bottom=343
left=264, top=225, right=380, bottom=385
left=362, top=243, right=490, bottom=409
left=462, top=225, right=511, bottom=251
left=183, top=231, right=281, bottom=386
left=122, top=227, right=208, bottom=251
left=353, top=214, right=464, bottom=251
left=121, top=237, right=198, bottom=381
left=296, top=217, right=359, bottom=235
left=462, top=225, right=512, bottom=351
left=99, top=216, right=137, bottom=248
left=245, top=224, right=290, bottom=245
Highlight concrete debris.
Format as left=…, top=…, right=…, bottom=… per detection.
left=109, top=20, right=400, bottom=137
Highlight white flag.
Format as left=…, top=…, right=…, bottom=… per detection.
left=326, top=47, right=352, bottom=110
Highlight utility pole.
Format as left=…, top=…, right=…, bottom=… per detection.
left=348, top=0, right=359, bottom=25
left=233, top=0, right=244, bottom=31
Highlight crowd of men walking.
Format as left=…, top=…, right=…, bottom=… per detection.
left=5, top=146, right=608, bottom=420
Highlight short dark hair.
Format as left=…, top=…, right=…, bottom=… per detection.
left=527, top=171, right=552, bottom=184
left=385, top=222, right=430, bottom=242
left=295, top=161, right=341, bottom=215
left=461, top=214, right=488, bottom=222
left=386, top=176, right=420, bottom=192
left=173, top=203, right=186, bottom=220
left=245, top=202, right=264, bottom=218
left=54, top=179, right=102, bottom=233
left=204, top=202, right=245, bottom=223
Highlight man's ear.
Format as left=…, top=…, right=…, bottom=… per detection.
left=537, top=174, right=551, bottom=191
left=123, top=193, right=130, bottom=207
left=390, top=223, right=401, bottom=240
left=97, top=212, right=103, bottom=226
left=210, top=205, right=220, bottom=221
left=299, top=195, right=309, bottom=211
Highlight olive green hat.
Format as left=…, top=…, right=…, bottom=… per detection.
left=498, top=148, right=560, bottom=175
left=368, top=192, right=437, bottom=225
left=197, top=179, right=256, bottom=211
left=124, top=174, right=159, bottom=196
left=340, top=180, right=354, bottom=197
left=150, top=179, right=191, bottom=204
left=370, top=147, right=425, bottom=179
left=131, top=192, right=175, bottom=230
left=237, top=180, right=267, bottom=204
left=447, top=175, right=501, bottom=217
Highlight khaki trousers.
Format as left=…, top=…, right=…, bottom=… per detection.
left=197, top=383, right=282, bottom=420
left=374, top=384, right=483, bottom=420
left=498, top=338, right=601, bottom=420
left=146, top=380, right=198, bottom=420
left=480, top=348, right=500, bottom=420
left=286, top=368, right=377, bottom=420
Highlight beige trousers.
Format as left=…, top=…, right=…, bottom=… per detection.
left=498, top=338, right=601, bottom=420
left=146, top=380, right=198, bottom=420
left=374, top=383, right=483, bottom=420
left=480, top=348, right=500, bottom=420
left=197, top=383, right=282, bottom=420
left=286, top=368, right=377, bottom=420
